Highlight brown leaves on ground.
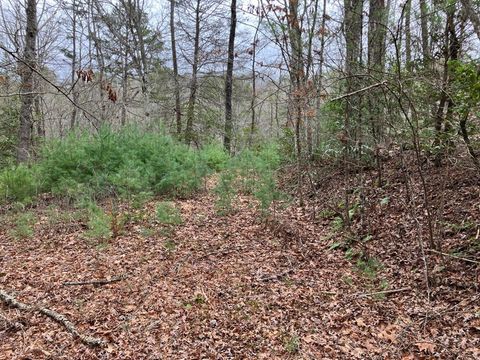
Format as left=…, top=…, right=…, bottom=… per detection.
left=0, top=158, right=479, bottom=359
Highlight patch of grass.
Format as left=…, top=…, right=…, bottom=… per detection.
left=284, top=333, right=300, bottom=354
left=163, top=239, right=176, bottom=252
left=140, top=227, right=155, bottom=238
left=159, top=227, right=174, bottom=238
left=0, top=164, right=39, bottom=204
left=129, top=191, right=154, bottom=210
left=85, top=204, right=112, bottom=240
left=342, top=275, right=354, bottom=286
left=193, top=293, right=206, bottom=305
left=45, top=206, right=84, bottom=225
left=214, top=143, right=283, bottom=216
left=95, top=242, right=109, bottom=251
left=331, top=216, right=344, bottom=231
left=10, top=212, right=35, bottom=239
left=1, top=126, right=223, bottom=206
left=319, top=208, right=336, bottom=219
left=356, top=257, right=383, bottom=280
left=328, top=241, right=344, bottom=251
left=373, top=279, right=390, bottom=300
left=156, top=202, right=182, bottom=225
left=443, top=220, right=476, bottom=234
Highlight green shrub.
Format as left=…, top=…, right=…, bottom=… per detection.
left=156, top=201, right=182, bottom=225
left=0, top=98, right=19, bottom=169
left=0, top=164, right=39, bottom=204
left=0, top=126, right=215, bottom=205
left=214, top=142, right=283, bottom=215
left=85, top=203, right=112, bottom=239
left=10, top=212, right=35, bottom=239
left=199, top=142, right=229, bottom=172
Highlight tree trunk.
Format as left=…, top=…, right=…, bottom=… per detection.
left=315, top=0, right=328, bottom=151
left=223, top=0, right=237, bottom=153
left=344, top=0, right=363, bottom=151
left=404, top=0, right=412, bottom=70
left=17, top=0, right=37, bottom=163
left=170, top=0, right=182, bottom=135
left=121, top=27, right=128, bottom=126
left=249, top=17, right=261, bottom=146
left=287, top=0, right=304, bottom=160
left=91, top=0, right=106, bottom=125
left=459, top=0, right=480, bottom=41
left=434, top=3, right=459, bottom=166
left=419, top=0, right=430, bottom=66
left=70, top=0, right=78, bottom=130
left=185, top=0, right=201, bottom=145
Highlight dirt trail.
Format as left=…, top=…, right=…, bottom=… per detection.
left=0, top=188, right=479, bottom=359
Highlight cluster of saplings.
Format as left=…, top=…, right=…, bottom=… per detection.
left=0, top=126, right=283, bottom=216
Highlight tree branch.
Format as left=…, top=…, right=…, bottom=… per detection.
left=0, top=289, right=105, bottom=347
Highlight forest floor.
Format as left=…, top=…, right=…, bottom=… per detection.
left=0, top=157, right=479, bottom=359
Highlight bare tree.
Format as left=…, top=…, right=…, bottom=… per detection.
left=170, top=0, right=182, bottom=135
left=17, top=0, right=37, bottom=162
left=223, top=0, right=237, bottom=153
left=184, top=0, right=201, bottom=145
left=459, top=0, right=480, bottom=41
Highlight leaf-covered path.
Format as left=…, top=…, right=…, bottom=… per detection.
left=1, top=186, right=479, bottom=359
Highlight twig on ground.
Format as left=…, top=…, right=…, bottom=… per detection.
left=0, top=289, right=104, bottom=347
left=353, top=287, right=411, bottom=298
left=63, top=274, right=127, bottom=286
left=426, top=249, right=479, bottom=265
left=0, top=312, right=25, bottom=331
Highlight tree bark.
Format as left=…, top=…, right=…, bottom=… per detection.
left=170, top=0, right=182, bottom=135
left=70, top=0, right=78, bottom=130
left=404, top=0, right=412, bottom=70
left=419, top=0, right=430, bottom=66
left=344, top=0, right=363, bottom=149
left=223, top=0, right=237, bottom=153
left=287, top=0, right=304, bottom=160
left=249, top=17, right=261, bottom=146
left=459, top=0, right=480, bottom=41
left=185, top=0, right=201, bottom=145
left=17, top=0, right=37, bottom=163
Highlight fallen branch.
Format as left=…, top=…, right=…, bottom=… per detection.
left=0, top=289, right=104, bottom=347
left=0, top=312, right=24, bottom=331
left=426, top=249, right=479, bottom=265
left=63, top=274, right=127, bottom=286
left=353, top=287, right=411, bottom=298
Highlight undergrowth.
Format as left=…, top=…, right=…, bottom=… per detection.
left=0, top=127, right=227, bottom=205
left=214, top=143, right=284, bottom=216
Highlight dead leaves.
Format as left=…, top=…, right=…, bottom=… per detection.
left=1, top=162, right=479, bottom=358
left=415, top=341, right=436, bottom=354
left=76, top=68, right=94, bottom=83
left=377, top=323, right=400, bottom=344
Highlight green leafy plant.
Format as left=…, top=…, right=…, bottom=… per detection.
left=163, top=239, right=176, bottom=251
left=0, top=164, right=39, bottom=204
left=85, top=203, right=112, bottom=240
left=10, top=212, right=35, bottom=239
left=284, top=333, right=300, bottom=354
left=214, top=142, right=283, bottom=216
left=199, top=142, right=229, bottom=172
left=331, top=216, right=344, bottom=231
left=356, top=257, right=383, bottom=280
left=156, top=201, right=182, bottom=225
left=0, top=126, right=213, bottom=207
